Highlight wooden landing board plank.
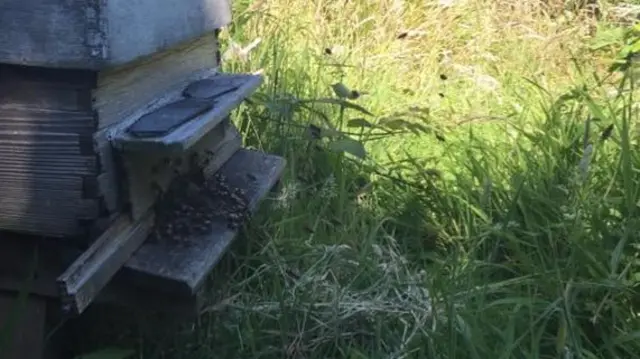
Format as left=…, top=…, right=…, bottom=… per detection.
left=57, top=212, right=154, bottom=316
left=122, top=149, right=285, bottom=296
left=112, top=73, right=263, bottom=153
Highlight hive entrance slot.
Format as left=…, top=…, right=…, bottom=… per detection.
left=118, top=149, right=286, bottom=297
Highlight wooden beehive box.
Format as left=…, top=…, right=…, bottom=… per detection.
left=0, top=0, right=267, bottom=238
left=0, top=0, right=286, bottom=319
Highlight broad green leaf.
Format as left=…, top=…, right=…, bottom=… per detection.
left=331, top=83, right=352, bottom=98
left=74, top=348, right=135, bottom=359
left=328, top=138, right=366, bottom=159
left=379, top=118, right=410, bottom=130
left=347, top=118, right=374, bottom=128
left=408, top=123, right=430, bottom=134
left=299, top=98, right=374, bottom=116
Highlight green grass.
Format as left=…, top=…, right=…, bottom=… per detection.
left=78, top=1, right=640, bottom=358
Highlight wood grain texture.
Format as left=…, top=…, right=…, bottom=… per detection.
left=122, top=149, right=286, bottom=296
left=112, top=73, right=263, bottom=152
left=0, top=64, right=99, bottom=238
left=94, top=32, right=220, bottom=129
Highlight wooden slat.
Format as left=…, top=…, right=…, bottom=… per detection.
left=0, top=108, right=96, bottom=133
left=0, top=64, right=99, bottom=238
left=121, top=149, right=286, bottom=296
left=0, top=215, right=83, bottom=237
left=0, top=130, right=84, bottom=143
left=0, top=174, right=83, bottom=191
left=0, top=164, right=96, bottom=177
left=57, top=212, right=154, bottom=315
left=0, top=202, right=98, bottom=221
left=0, top=154, right=96, bottom=168
left=0, top=187, right=83, bottom=201
left=0, top=147, right=84, bottom=157
left=0, top=121, right=94, bottom=134
left=112, top=73, right=263, bottom=152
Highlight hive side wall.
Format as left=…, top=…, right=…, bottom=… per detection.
left=0, top=64, right=101, bottom=237
left=0, top=0, right=106, bottom=69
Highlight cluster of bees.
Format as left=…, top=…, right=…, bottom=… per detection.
left=150, top=170, right=250, bottom=243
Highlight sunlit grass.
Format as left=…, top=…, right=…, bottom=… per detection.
left=73, top=1, right=640, bottom=358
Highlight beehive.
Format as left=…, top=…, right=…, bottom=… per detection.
left=0, top=0, right=268, bottom=239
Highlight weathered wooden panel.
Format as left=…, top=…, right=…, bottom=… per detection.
left=122, top=149, right=286, bottom=296
left=0, top=0, right=105, bottom=68
left=106, top=0, right=231, bottom=66
left=0, top=0, right=230, bottom=69
left=0, top=64, right=100, bottom=238
left=0, top=109, right=96, bottom=134
left=0, top=174, right=83, bottom=192
left=94, top=32, right=220, bottom=129
left=58, top=212, right=155, bottom=316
